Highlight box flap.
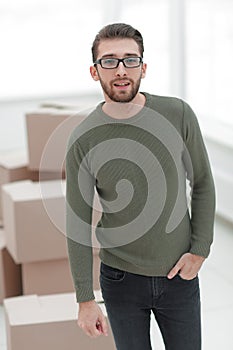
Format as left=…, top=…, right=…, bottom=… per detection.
left=4, top=290, right=104, bottom=326
left=2, top=180, right=65, bottom=201
left=0, top=150, right=28, bottom=169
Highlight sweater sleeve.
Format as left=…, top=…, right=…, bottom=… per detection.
left=182, top=100, right=216, bottom=258
left=65, top=133, right=96, bottom=302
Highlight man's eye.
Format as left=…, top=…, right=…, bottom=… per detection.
left=125, top=58, right=137, bottom=64
left=103, top=59, right=116, bottom=65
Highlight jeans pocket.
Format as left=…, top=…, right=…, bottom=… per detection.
left=177, top=274, right=198, bottom=282
left=100, top=262, right=126, bottom=282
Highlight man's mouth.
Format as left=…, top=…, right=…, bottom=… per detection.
left=114, top=82, right=130, bottom=86
left=113, top=81, right=131, bottom=89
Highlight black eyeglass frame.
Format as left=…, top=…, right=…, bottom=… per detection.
left=94, top=56, right=143, bottom=69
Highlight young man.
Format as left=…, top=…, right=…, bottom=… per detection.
left=66, top=23, right=215, bottom=350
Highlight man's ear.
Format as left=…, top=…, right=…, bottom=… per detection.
left=90, top=65, right=100, bottom=81
left=141, top=63, right=147, bottom=79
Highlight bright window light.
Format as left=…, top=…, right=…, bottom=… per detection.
left=186, top=0, right=233, bottom=126
left=0, top=0, right=105, bottom=99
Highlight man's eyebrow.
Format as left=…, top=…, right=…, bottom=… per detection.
left=100, top=53, right=140, bottom=58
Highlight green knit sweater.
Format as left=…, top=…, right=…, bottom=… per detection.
left=66, top=92, right=215, bottom=302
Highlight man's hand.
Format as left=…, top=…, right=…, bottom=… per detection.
left=167, top=253, right=205, bottom=280
left=77, top=299, right=108, bottom=338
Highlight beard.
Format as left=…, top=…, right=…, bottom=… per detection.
left=98, top=75, right=142, bottom=103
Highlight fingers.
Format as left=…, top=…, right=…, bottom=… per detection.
left=98, top=315, right=108, bottom=336
left=167, top=253, right=205, bottom=280
left=167, top=258, right=184, bottom=279
left=78, top=320, right=102, bottom=338
left=77, top=305, right=109, bottom=338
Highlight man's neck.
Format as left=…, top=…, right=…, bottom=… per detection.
left=102, top=92, right=146, bottom=119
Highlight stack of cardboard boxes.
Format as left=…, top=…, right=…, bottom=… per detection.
left=0, top=150, right=33, bottom=301
left=2, top=178, right=74, bottom=296
left=1, top=106, right=114, bottom=349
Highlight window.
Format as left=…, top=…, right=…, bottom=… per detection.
left=0, top=0, right=105, bottom=99
left=0, top=0, right=170, bottom=99
left=2, top=0, right=232, bottom=129
left=186, top=0, right=233, bottom=126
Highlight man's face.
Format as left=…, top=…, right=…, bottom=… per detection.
left=90, top=38, right=147, bottom=103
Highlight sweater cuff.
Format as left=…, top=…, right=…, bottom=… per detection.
left=189, top=241, right=212, bottom=258
left=75, top=285, right=95, bottom=303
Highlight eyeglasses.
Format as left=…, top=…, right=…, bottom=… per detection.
left=94, top=57, right=143, bottom=69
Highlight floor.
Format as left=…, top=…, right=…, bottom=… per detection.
left=1, top=215, right=233, bottom=350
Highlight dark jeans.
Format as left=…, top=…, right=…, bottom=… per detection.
left=100, top=262, right=201, bottom=350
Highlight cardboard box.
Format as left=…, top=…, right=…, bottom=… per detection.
left=0, top=150, right=31, bottom=223
left=0, top=150, right=66, bottom=224
left=0, top=229, right=22, bottom=303
left=22, top=258, right=74, bottom=295
left=2, top=179, right=67, bottom=263
left=4, top=291, right=116, bottom=350
left=22, top=251, right=101, bottom=296
left=29, top=169, right=65, bottom=182
left=25, top=107, right=89, bottom=171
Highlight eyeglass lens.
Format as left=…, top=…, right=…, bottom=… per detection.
left=101, top=57, right=141, bottom=68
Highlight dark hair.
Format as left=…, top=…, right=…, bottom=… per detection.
left=91, top=23, right=144, bottom=62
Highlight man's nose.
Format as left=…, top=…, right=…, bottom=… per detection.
left=115, top=62, right=127, bottom=76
